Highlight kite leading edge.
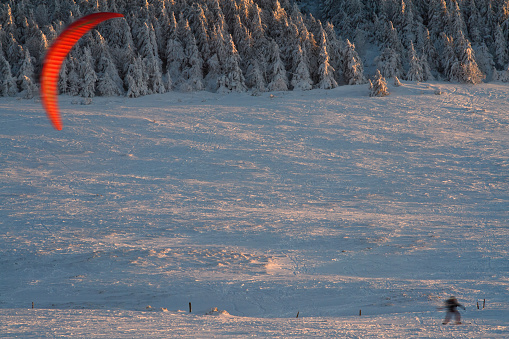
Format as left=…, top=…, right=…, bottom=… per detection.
left=40, top=12, right=124, bottom=130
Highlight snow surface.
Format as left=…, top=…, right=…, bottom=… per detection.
left=1, top=82, right=508, bottom=337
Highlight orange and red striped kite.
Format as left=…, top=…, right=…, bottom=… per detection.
left=40, top=12, right=123, bottom=130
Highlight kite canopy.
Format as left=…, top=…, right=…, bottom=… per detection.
left=40, top=12, right=124, bottom=130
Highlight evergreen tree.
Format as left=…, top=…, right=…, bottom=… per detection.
left=450, top=0, right=467, bottom=40
left=376, top=48, right=404, bottom=79
left=290, top=44, right=312, bottom=90
left=220, top=33, right=247, bottom=92
left=474, top=42, right=495, bottom=81
left=467, top=0, right=482, bottom=44
left=406, top=42, right=423, bottom=82
left=494, top=24, right=508, bottom=68
left=67, top=54, right=81, bottom=96
left=438, top=32, right=457, bottom=77
left=79, top=47, right=97, bottom=98
left=428, top=0, right=450, bottom=39
left=342, top=39, right=365, bottom=85
left=126, top=56, right=148, bottom=98
left=166, top=38, right=185, bottom=88
left=450, top=32, right=484, bottom=84
left=316, top=28, right=337, bottom=89
left=324, top=22, right=343, bottom=84
left=0, top=49, right=17, bottom=97
left=492, top=64, right=509, bottom=82
left=267, top=40, right=288, bottom=91
left=246, top=58, right=266, bottom=92
left=189, top=3, right=211, bottom=62
left=369, top=69, right=389, bottom=97
left=181, top=34, right=204, bottom=92
left=18, top=48, right=38, bottom=99
left=6, top=33, right=24, bottom=78
left=204, top=53, right=221, bottom=91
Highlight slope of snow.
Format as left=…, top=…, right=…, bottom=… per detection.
left=1, top=82, right=508, bottom=337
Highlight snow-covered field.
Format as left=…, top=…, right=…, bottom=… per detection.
left=1, top=82, right=508, bottom=338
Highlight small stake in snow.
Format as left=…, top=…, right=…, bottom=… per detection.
left=296, top=311, right=299, bottom=318
left=32, top=302, right=34, bottom=309
left=483, top=299, right=485, bottom=309
left=477, top=301, right=479, bottom=309
left=189, top=302, right=192, bottom=313
left=359, top=309, right=361, bottom=316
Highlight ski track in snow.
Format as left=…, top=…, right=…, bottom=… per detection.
left=1, top=82, right=508, bottom=337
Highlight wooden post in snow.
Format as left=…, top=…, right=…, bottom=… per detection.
left=296, top=311, right=299, bottom=318
left=189, top=302, right=192, bottom=313
left=359, top=309, right=361, bottom=316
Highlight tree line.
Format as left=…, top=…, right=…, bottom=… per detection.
left=0, top=0, right=365, bottom=98
left=1, top=0, right=508, bottom=99
left=316, top=0, right=509, bottom=83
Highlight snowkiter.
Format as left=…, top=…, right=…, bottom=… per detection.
left=442, top=296, right=465, bottom=324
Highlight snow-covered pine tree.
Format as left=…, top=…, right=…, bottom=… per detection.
left=0, top=48, right=18, bottom=97
left=79, top=47, right=97, bottom=98
left=97, top=60, right=123, bottom=96
left=204, top=53, right=221, bottom=91
left=324, top=22, right=343, bottom=84
left=450, top=0, right=467, bottom=40
left=246, top=58, right=266, bottom=93
left=126, top=56, right=148, bottom=98
left=67, top=54, right=81, bottom=96
left=189, top=3, right=211, bottom=63
left=416, top=25, right=438, bottom=71
left=316, top=27, right=337, bottom=89
left=467, top=0, right=482, bottom=44
left=342, top=39, right=365, bottom=85
left=290, top=44, right=312, bottom=90
left=369, top=69, right=389, bottom=97
left=165, top=37, right=185, bottom=88
left=450, top=32, right=484, bottom=84
left=384, top=21, right=404, bottom=55
left=475, top=42, right=495, bottom=81
left=231, top=11, right=252, bottom=62
left=428, top=0, right=450, bottom=39
left=396, top=0, right=417, bottom=49
left=93, top=31, right=124, bottom=96
left=438, top=32, right=457, bottom=77
left=494, top=24, right=508, bottom=68
left=406, top=42, right=423, bottom=82
left=376, top=47, right=404, bottom=79
left=106, top=16, right=136, bottom=76
left=421, top=55, right=435, bottom=81
left=394, top=75, right=402, bottom=87
left=180, top=34, right=204, bottom=92
left=6, top=33, right=24, bottom=79
left=267, top=39, right=289, bottom=91
left=220, top=33, right=246, bottom=92
left=492, top=64, right=509, bottom=82
left=18, top=48, right=38, bottom=99
left=24, top=28, right=48, bottom=73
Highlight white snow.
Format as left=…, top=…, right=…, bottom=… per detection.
left=1, top=82, right=508, bottom=337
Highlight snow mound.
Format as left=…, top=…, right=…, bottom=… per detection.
left=205, top=307, right=230, bottom=316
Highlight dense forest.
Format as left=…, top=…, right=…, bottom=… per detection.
left=0, top=0, right=508, bottom=99
left=314, top=0, right=509, bottom=83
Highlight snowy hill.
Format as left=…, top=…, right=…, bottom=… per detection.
left=1, top=81, right=508, bottom=337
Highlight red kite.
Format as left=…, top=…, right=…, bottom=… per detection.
left=40, top=12, right=124, bottom=130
